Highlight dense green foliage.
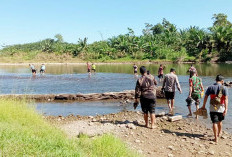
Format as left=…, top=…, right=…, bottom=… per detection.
left=1, top=13, right=232, bottom=62
left=0, top=99, right=138, bottom=156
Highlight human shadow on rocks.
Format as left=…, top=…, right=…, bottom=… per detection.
left=99, top=120, right=147, bottom=128
left=162, top=129, right=204, bottom=138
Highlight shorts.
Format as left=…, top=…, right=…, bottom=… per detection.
left=40, top=69, right=45, bottom=73
left=158, top=74, right=163, bottom=78
left=140, top=98, right=156, bottom=114
left=191, top=93, right=200, bottom=106
left=165, top=91, right=175, bottom=100
left=134, top=70, right=137, bottom=74
left=88, top=69, right=91, bottom=73
left=92, top=69, right=96, bottom=72
left=32, top=69, right=36, bottom=73
left=210, top=112, right=224, bottom=123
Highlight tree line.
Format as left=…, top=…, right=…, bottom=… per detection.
left=1, top=13, right=232, bottom=62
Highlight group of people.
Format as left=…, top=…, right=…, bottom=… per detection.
left=134, top=64, right=228, bottom=142
left=29, top=64, right=46, bottom=76
left=87, top=62, right=96, bottom=75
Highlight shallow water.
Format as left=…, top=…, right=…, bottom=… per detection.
left=35, top=100, right=168, bottom=116
left=1, top=63, right=232, bottom=131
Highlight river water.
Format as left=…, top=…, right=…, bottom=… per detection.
left=0, top=63, right=232, bottom=131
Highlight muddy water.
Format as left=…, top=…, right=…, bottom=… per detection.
left=0, top=63, right=232, bottom=131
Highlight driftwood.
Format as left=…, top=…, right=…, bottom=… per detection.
left=0, top=86, right=165, bottom=102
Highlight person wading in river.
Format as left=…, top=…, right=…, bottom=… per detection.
left=133, top=64, right=138, bottom=75
left=187, top=70, right=204, bottom=118
left=87, top=62, right=91, bottom=75
left=187, top=64, right=197, bottom=78
left=200, top=75, right=228, bottom=143
left=134, top=66, right=157, bottom=129
left=158, top=64, right=165, bottom=82
left=162, top=68, right=182, bottom=115
left=29, top=64, right=36, bottom=76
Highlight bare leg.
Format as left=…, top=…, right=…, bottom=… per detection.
left=167, top=100, right=172, bottom=113
left=171, top=99, right=174, bottom=109
left=150, top=113, right=156, bottom=128
left=144, top=114, right=149, bottom=127
left=170, top=99, right=174, bottom=115
left=217, top=121, right=222, bottom=137
left=213, top=123, right=218, bottom=142
left=187, top=106, right=192, bottom=116
left=195, top=104, right=199, bottom=119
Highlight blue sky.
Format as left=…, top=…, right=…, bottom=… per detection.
left=0, top=0, right=232, bottom=47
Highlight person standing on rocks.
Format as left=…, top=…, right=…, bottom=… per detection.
left=187, top=70, right=204, bottom=118
left=162, top=68, right=182, bottom=115
left=134, top=66, right=157, bottom=129
left=200, top=75, right=228, bottom=143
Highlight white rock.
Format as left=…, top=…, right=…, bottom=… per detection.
left=208, top=151, right=215, bottom=155
left=168, top=153, right=174, bottom=157
left=135, top=139, right=140, bottom=143
left=168, top=146, right=175, bottom=151
left=168, top=115, right=182, bottom=122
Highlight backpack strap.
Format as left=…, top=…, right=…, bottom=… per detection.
left=217, top=85, right=224, bottom=98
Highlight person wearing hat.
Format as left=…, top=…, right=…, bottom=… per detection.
left=162, top=68, right=182, bottom=115
left=134, top=66, right=157, bottom=129
left=201, top=75, right=228, bottom=143
left=187, top=70, right=204, bottom=117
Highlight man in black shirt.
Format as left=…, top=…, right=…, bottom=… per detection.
left=134, top=66, right=157, bottom=129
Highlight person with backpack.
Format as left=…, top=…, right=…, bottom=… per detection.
left=200, top=75, right=228, bottom=143
left=187, top=70, right=204, bottom=117
left=134, top=66, right=157, bottom=129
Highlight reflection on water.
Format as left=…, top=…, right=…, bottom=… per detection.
left=1, top=63, right=232, bottom=76
left=0, top=63, right=232, bottom=132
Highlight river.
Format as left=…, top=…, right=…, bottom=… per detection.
left=0, top=63, right=232, bottom=131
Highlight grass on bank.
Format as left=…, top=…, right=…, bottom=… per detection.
left=0, top=99, right=138, bottom=157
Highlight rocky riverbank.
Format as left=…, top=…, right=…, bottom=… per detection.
left=0, top=87, right=165, bottom=102
left=46, top=111, right=232, bottom=157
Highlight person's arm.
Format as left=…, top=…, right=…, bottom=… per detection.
left=154, top=77, right=158, bottom=86
left=201, top=82, right=204, bottom=91
left=224, top=96, right=228, bottom=116
left=223, top=87, right=228, bottom=116
left=189, top=79, right=192, bottom=97
left=134, top=80, right=140, bottom=103
left=162, top=76, right=166, bottom=89
left=176, top=76, right=182, bottom=93
left=201, top=95, right=208, bottom=109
